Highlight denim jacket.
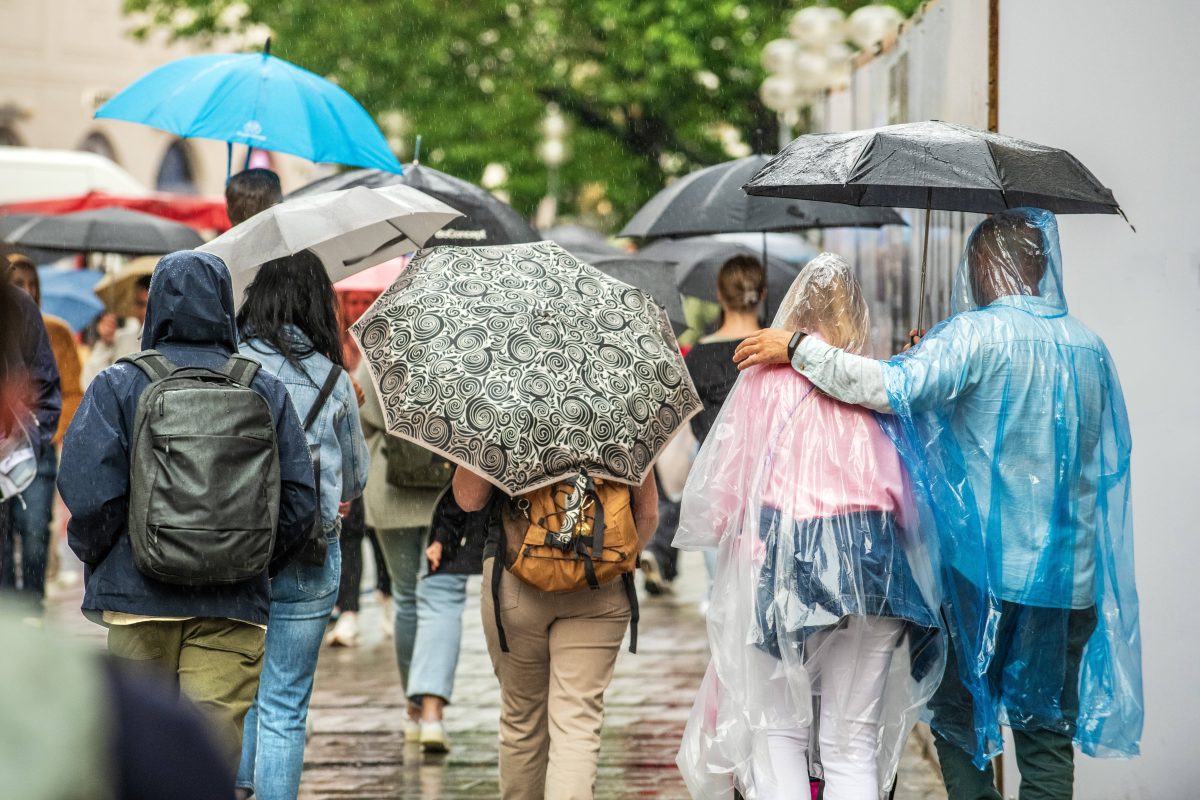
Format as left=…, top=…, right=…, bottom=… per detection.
left=240, top=327, right=369, bottom=531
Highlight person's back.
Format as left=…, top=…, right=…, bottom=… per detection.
left=57, top=250, right=317, bottom=773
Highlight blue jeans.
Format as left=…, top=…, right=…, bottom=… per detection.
left=2, top=446, right=56, bottom=599
left=378, top=528, right=468, bottom=704
left=237, top=529, right=341, bottom=800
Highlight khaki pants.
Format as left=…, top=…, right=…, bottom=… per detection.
left=482, top=558, right=631, bottom=800
left=107, top=618, right=266, bottom=771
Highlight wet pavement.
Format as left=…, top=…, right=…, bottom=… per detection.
left=45, top=548, right=947, bottom=799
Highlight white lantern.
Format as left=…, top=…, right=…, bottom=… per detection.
left=761, top=38, right=800, bottom=74
left=788, top=6, right=846, bottom=48
left=847, top=5, right=904, bottom=51
left=791, top=50, right=832, bottom=93
left=759, top=74, right=802, bottom=113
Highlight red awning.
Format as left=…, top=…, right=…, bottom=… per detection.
left=0, top=191, right=230, bottom=232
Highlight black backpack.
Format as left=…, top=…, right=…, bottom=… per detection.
left=122, top=350, right=280, bottom=586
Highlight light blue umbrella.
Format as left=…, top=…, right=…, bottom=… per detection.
left=37, top=266, right=104, bottom=333
left=95, top=45, right=402, bottom=175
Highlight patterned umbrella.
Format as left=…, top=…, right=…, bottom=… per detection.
left=351, top=241, right=701, bottom=495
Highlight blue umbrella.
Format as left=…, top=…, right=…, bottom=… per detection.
left=95, top=46, right=402, bottom=175
left=37, top=266, right=104, bottom=333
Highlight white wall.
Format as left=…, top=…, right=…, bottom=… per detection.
left=1000, top=1, right=1200, bottom=797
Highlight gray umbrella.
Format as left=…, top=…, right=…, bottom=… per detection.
left=288, top=164, right=539, bottom=247
left=351, top=241, right=700, bottom=495
left=584, top=254, right=687, bottom=335
left=640, top=237, right=801, bottom=321
left=620, top=155, right=905, bottom=239
left=743, top=121, right=1127, bottom=328
left=542, top=224, right=626, bottom=259
left=4, top=208, right=203, bottom=255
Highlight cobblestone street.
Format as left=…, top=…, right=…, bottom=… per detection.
left=45, top=549, right=946, bottom=799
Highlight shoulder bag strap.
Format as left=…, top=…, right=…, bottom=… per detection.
left=304, top=364, right=344, bottom=432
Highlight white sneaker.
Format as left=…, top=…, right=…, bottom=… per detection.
left=420, top=720, right=449, bottom=754
left=404, top=717, right=421, bottom=743
left=325, top=611, right=359, bottom=647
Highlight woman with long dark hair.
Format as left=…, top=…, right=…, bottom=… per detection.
left=234, top=250, right=368, bottom=800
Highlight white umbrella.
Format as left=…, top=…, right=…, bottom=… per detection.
left=199, top=184, right=462, bottom=306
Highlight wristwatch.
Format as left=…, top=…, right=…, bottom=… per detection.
left=787, top=331, right=807, bottom=363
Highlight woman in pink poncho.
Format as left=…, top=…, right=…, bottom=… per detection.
left=674, top=254, right=944, bottom=800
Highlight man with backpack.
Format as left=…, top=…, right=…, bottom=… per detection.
left=58, top=250, right=317, bottom=772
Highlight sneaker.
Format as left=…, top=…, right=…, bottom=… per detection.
left=404, top=718, right=421, bottom=743
left=325, top=611, right=359, bottom=647
left=640, top=551, right=667, bottom=596
left=420, top=720, right=449, bottom=754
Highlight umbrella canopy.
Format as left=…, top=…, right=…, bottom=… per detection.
left=351, top=241, right=701, bottom=495
left=93, top=256, right=157, bottom=317
left=584, top=254, right=687, bottom=335
left=4, top=208, right=203, bottom=255
left=743, top=121, right=1122, bottom=215
left=200, top=184, right=460, bottom=306
left=289, top=165, right=540, bottom=247
left=542, top=224, right=627, bottom=258
left=621, top=155, right=905, bottom=239
left=334, top=257, right=408, bottom=294
left=639, top=237, right=801, bottom=319
left=0, top=191, right=231, bottom=232
left=36, top=266, right=104, bottom=332
left=96, top=52, right=402, bottom=173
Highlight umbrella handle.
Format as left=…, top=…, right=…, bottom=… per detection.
left=915, top=188, right=931, bottom=333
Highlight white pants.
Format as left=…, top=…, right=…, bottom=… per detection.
left=757, top=616, right=904, bottom=800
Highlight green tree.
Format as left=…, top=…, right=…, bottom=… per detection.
left=126, top=0, right=919, bottom=226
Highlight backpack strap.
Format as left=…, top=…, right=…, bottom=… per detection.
left=622, top=571, right=639, bottom=654
left=491, top=554, right=510, bottom=653
left=303, top=365, right=343, bottom=432
left=218, top=355, right=262, bottom=388
left=119, top=349, right=175, bottom=381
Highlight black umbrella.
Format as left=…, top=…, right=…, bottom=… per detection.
left=743, top=120, right=1126, bottom=328
left=542, top=224, right=627, bottom=259
left=288, top=164, right=539, bottom=247
left=640, top=237, right=801, bottom=322
left=3, top=208, right=203, bottom=256
left=584, top=254, right=687, bottom=335
left=620, top=155, right=904, bottom=239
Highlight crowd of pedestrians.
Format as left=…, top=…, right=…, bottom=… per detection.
left=0, top=162, right=1139, bottom=800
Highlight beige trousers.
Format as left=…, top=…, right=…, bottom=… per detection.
left=482, top=558, right=631, bottom=800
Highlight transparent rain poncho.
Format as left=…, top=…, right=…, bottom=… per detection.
left=674, top=254, right=945, bottom=799
left=881, top=207, right=1142, bottom=765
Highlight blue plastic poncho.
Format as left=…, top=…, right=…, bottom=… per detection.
left=883, top=208, right=1142, bottom=765
left=674, top=255, right=945, bottom=799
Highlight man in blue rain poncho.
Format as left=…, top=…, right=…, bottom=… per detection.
left=734, top=208, right=1141, bottom=800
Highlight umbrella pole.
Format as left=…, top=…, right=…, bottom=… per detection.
left=225, top=142, right=232, bottom=183
left=916, top=188, right=932, bottom=333
left=761, top=230, right=769, bottom=327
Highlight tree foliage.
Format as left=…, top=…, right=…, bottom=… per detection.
left=125, top=0, right=920, bottom=226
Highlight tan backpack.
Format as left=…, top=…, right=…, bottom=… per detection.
left=491, top=470, right=641, bottom=653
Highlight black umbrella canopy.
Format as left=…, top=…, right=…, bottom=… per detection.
left=620, top=155, right=905, bottom=240
left=288, top=164, right=540, bottom=246
left=744, top=121, right=1123, bottom=216
left=640, top=237, right=801, bottom=320
left=583, top=254, right=687, bottom=335
left=542, top=224, right=627, bottom=259
left=3, top=208, right=204, bottom=255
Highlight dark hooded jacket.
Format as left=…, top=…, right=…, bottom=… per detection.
left=58, top=251, right=316, bottom=625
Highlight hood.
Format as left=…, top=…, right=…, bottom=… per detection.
left=142, top=251, right=238, bottom=351
left=951, top=207, right=1067, bottom=316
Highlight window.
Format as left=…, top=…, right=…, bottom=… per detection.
left=156, top=140, right=198, bottom=194
left=78, top=131, right=117, bottom=162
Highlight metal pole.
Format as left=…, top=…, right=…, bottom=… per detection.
left=761, top=230, right=769, bottom=326
left=916, top=187, right=932, bottom=333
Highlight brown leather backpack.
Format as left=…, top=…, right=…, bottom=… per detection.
left=491, top=470, right=641, bottom=653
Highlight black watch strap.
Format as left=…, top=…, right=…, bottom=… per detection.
left=787, top=331, right=806, bottom=363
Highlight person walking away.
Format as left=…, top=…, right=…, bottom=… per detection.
left=225, top=169, right=282, bottom=227
left=4, top=255, right=76, bottom=601
left=644, top=255, right=765, bottom=600
left=0, top=274, right=60, bottom=606
left=83, top=274, right=149, bottom=385
left=733, top=209, right=1143, bottom=798
left=356, top=368, right=466, bottom=752
left=454, top=466, right=658, bottom=800
left=58, top=251, right=317, bottom=774
left=674, top=254, right=943, bottom=800
left=234, top=249, right=369, bottom=800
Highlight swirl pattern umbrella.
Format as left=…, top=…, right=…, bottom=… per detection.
left=351, top=241, right=701, bottom=495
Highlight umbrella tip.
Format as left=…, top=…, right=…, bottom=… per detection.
left=264, top=37, right=271, bottom=55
